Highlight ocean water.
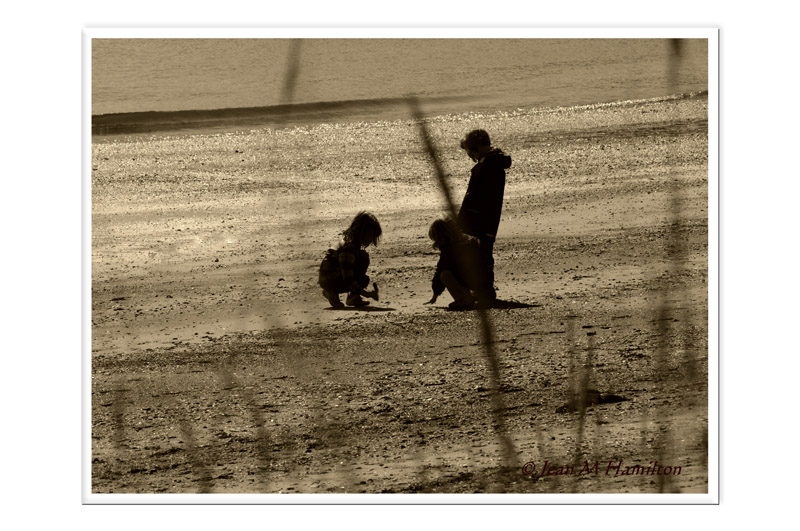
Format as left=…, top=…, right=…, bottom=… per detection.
left=91, top=38, right=707, bottom=134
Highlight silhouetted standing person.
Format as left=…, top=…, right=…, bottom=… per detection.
left=457, top=129, right=512, bottom=306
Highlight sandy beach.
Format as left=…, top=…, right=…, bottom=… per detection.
left=91, top=95, right=709, bottom=494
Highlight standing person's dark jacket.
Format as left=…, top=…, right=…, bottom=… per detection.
left=457, top=148, right=512, bottom=241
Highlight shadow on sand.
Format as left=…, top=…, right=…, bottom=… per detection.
left=490, top=299, right=540, bottom=310
left=324, top=305, right=396, bottom=312
left=440, top=299, right=541, bottom=312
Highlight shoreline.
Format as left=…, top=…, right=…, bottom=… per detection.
left=91, top=91, right=708, bottom=141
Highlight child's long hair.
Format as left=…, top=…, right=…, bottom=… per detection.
left=428, top=216, right=461, bottom=250
left=342, top=211, right=382, bottom=248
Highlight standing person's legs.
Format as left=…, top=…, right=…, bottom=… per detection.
left=478, top=236, right=497, bottom=303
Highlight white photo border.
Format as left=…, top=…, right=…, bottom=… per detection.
left=82, top=26, right=719, bottom=505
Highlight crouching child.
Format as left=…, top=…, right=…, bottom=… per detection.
left=319, top=211, right=381, bottom=307
left=425, top=216, right=482, bottom=311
